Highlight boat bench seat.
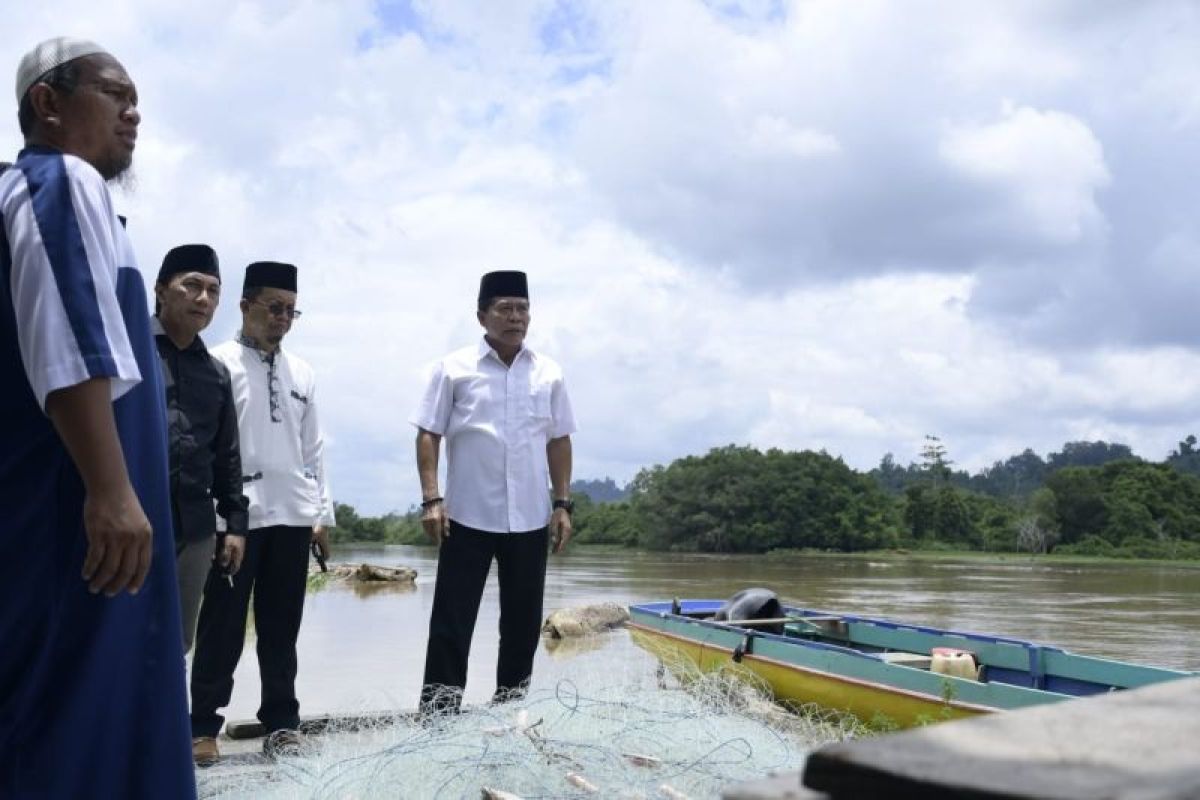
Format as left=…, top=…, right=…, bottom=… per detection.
left=785, top=616, right=849, bottom=637
left=878, top=651, right=933, bottom=669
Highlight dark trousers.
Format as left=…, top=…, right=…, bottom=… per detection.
left=420, top=521, right=548, bottom=713
left=190, top=525, right=311, bottom=737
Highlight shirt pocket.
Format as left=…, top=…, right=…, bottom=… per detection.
left=284, top=385, right=309, bottom=428
left=296, top=468, right=321, bottom=505
left=529, top=384, right=553, bottom=421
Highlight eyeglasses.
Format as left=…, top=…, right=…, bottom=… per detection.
left=251, top=299, right=303, bottom=320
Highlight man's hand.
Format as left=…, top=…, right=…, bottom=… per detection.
left=46, top=379, right=151, bottom=598
left=218, top=533, right=246, bottom=575
left=311, top=525, right=331, bottom=562
left=550, top=507, right=572, bottom=555
left=421, top=500, right=449, bottom=546
left=81, top=483, right=153, bottom=597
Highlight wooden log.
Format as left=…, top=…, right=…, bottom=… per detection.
left=541, top=603, right=630, bottom=638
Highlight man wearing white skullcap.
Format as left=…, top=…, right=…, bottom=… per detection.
left=0, top=38, right=195, bottom=798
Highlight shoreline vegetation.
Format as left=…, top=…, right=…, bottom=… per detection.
left=329, top=435, right=1200, bottom=562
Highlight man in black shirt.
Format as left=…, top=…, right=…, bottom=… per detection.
left=153, top=244, right=248, bottom=657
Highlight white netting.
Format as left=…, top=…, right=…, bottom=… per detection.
left=197, top=635, right=867, bottom=799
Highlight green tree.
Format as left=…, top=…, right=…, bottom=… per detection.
left=1047, top=441, right=1136, bottom=471
left=630, top=445, right=899, bottom=553
left=1044, top=468, right=1108, bottom=544
left=1166, top=434, right=1200, bottom=478
left=920, top=435, right=953, bottom=484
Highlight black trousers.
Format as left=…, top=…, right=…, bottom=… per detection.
left=420, top=521, right=548, bottom=713
left=190, top=525, right=311, bottom=737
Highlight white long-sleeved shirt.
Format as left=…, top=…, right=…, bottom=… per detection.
left=211, top=337, right=334, bottom=530
left=411, top=337, right=576, bottom=533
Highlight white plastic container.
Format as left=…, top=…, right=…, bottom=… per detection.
left=930, top=647, right=978, bottom=680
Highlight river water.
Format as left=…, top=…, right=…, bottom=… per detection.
left=215, top=546, right=1200, bottom=724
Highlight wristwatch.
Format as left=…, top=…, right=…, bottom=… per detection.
left=553, top=498, right=574, bottom=515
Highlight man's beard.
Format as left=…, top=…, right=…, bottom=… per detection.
left=108, top=165, right=137, bottom=193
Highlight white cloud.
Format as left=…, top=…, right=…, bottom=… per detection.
left=3, top=0, right=1199, bottom=512
left=940, top=104, right=1109, bottom=245
left=746, top=115, right=841, bottom=159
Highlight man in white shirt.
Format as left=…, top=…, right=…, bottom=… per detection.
left=189, top=261, right=334, bottom=763
left=412, top=270, right=576, bottom=714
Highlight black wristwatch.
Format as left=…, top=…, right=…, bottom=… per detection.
left=553, top=498, right=574, bottom=515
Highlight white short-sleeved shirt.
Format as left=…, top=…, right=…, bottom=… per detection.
left=1, top=150, right=141, bottom=408
left=411, top=338, right=576, bottom=533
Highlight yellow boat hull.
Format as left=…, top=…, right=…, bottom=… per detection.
left=630, top=624, right=990, bottom=729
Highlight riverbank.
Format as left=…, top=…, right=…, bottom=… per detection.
left=322, top=541, right=1200, bottom=568
left=763, top=547, right=1200, bottom=569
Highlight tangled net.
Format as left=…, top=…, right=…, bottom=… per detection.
left=198, top=635, right=867, bottom=799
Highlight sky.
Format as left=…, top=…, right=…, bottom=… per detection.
left=4, top=0, right=1200, bottom=514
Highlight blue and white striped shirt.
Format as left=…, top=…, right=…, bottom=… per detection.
left=0, top=146, right=141, bottom=408
left=0, top=146, right=194, bottom=798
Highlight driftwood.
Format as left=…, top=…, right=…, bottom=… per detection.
left=311, top=563, right=418, bottom=583
left=541, top=603, right=630, bottom=639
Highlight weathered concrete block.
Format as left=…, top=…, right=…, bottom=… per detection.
left=802, top=676, right=1200, bottom=799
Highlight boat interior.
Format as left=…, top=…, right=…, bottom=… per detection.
left=640, top=598, right=1190, bottom=697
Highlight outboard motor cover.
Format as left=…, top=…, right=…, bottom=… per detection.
left=713, top=588, right=784, bottom=634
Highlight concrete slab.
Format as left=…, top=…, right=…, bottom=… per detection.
left=722, top=769, right=828, bottom=799
left=801, top=676, right=1200, bottom=800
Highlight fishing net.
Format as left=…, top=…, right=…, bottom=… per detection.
left=197, top=633, right=868, bottom=799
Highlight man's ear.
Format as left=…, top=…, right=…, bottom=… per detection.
left=26, top=83, right=64, bottom=127
left=477, top=310, right=487, bottom=326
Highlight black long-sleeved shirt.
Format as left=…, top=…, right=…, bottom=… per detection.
left=153, top=317, right=249, bottom=541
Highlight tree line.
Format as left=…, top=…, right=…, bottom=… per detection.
left=329, top=436, right=1200, bottom=559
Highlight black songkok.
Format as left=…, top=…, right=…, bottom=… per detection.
left=244, top=261, right=298, bottom=293
left=158, top=244, right=218, bottom=284
left=478, top=270, right=528, bottom=308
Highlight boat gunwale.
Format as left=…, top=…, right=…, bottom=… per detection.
left=631, top=600, right=1059, bottom=652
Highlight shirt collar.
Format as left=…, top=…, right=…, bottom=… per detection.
left=477, top=336, right=534, bottom=366
left=237, top=330, right=279, bottom=363
left=151, top=315, right=208, bottom=353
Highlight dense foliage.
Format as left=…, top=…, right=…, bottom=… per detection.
left=329, top=436, right=1200, bottom=559
left=328, top=503, right=423, bottom=546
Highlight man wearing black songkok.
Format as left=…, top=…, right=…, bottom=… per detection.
left=190, top=261, right=335, bottom=763
left=412, top=270, right=577, bottom=714
left=152, top=244, right=248, bottom=656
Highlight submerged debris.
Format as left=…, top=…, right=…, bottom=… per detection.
left=311, top=563, right=418, bottom=583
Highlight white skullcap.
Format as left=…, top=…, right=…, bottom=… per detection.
left=15, top=37, right=110, bottom=103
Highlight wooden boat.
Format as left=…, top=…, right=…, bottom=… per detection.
left=628, top=599, right=1197, bottom=729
